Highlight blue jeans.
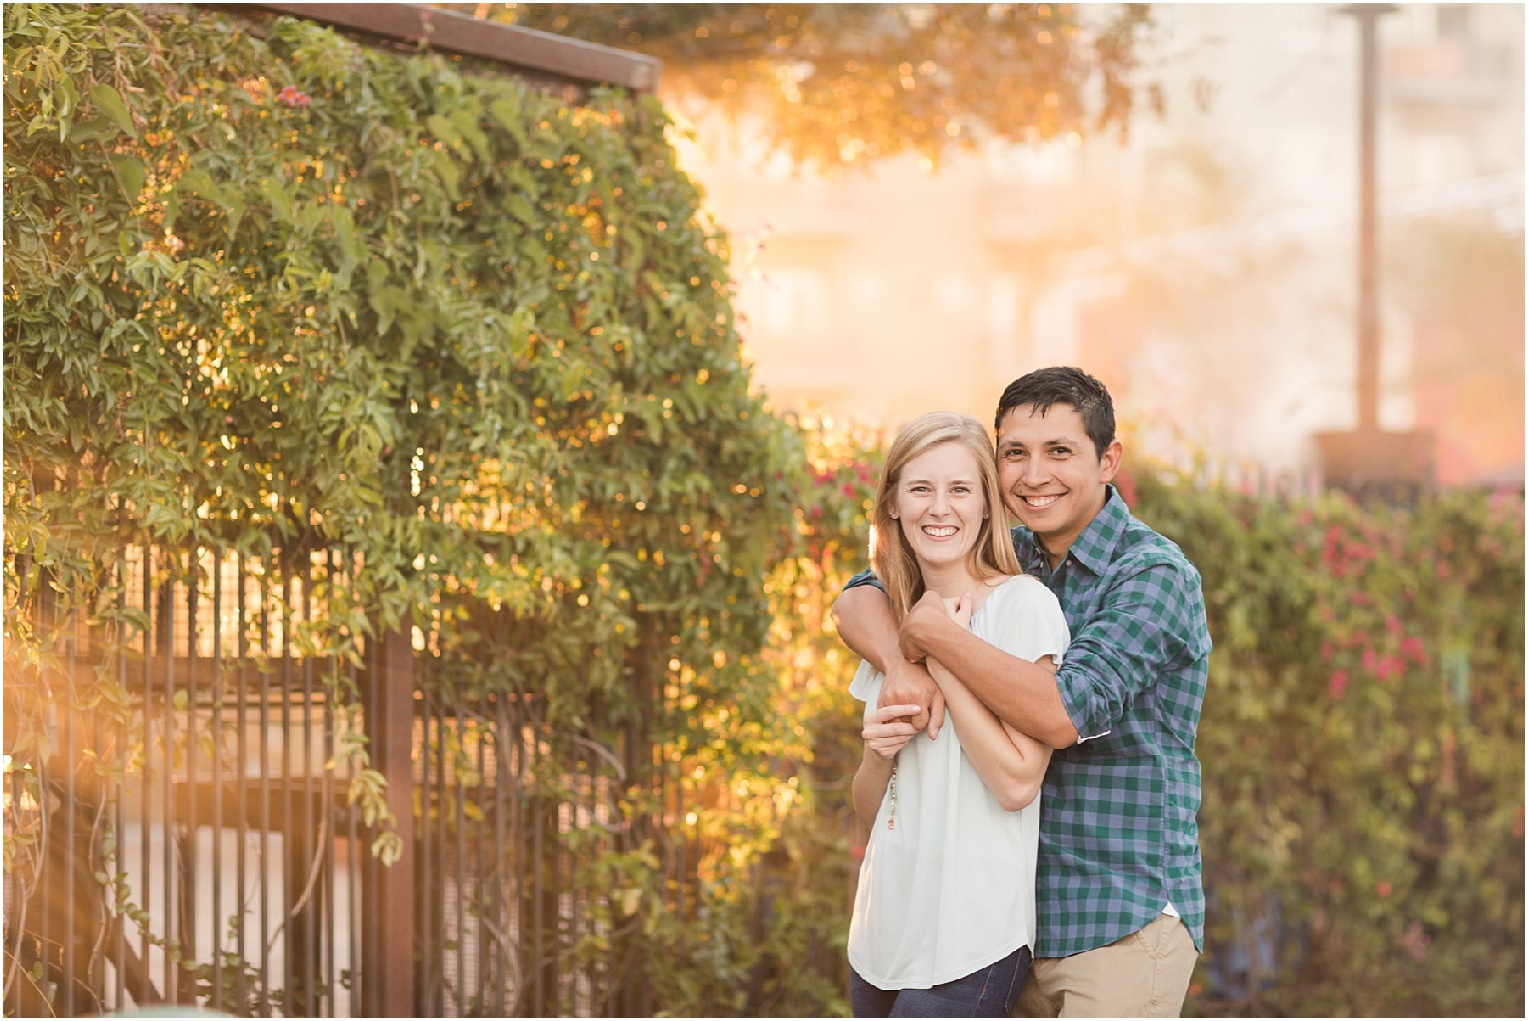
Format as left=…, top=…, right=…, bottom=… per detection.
left=850, top=945, right=1032, bottom=1018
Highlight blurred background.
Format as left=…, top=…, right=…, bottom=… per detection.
left=635, top=2, right=1525, bottom=489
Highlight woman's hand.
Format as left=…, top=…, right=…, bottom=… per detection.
left=943, top=592, right=974, bottom=630
left=862, top=703, right=925, bottom=760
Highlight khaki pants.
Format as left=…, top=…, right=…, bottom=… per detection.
left=1016, top=913, right=1198, bottom=1018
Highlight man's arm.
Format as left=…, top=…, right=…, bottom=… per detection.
left=831, top=584, right=947, bottom=740
left=901, top=590, right=1078, bottom=748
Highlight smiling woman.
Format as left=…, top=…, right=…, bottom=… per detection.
left=844, top=410, right=1069, bottom=1018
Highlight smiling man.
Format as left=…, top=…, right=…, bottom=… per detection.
left=832, top=367, right=1212, bottom=1018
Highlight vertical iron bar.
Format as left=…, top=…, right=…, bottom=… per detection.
left=419, top=690, right=434, bottom=1017
left=301, top=558, right=317, bottom=1016
left=115, top=559, right=128, bottom=1012
left=475, top=710, right=487, bottom=1014
left=347, top=644, right=361, bottom=1021
left=434, top=684, right=448, bottom=1016
left=442, top=690, right=452, bottom=1016
left=162, top=557, right=176, bottom=1001
left=211, top=551, right=224, bottom=1011
left=438, top=690, right=449, bottom=1015
left=185, top=549, right=200, bottom=1006
left=63, top=609, right=77, bottom=1018
left=140, top=547, right=153, bottom=1007
left=510, top=678, right=525, bottom=1017
left=531, top=709, right=543, bottom=1019
left=493, top=694, right=507, bottom=1019
left=282, top=572, right=297, bottom=1013
left=36, top=562, right=51, bottom=1020
left=258, top=563, right=271, bottom=1016
left=454, top=691, right=465, bottom=1014
left=322, top=549, right=336, bottom=1017
left=236, top=553, right=249, bottom=1014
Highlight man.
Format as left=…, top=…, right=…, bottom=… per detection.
left=832, top=367, right=1211, bottom=1017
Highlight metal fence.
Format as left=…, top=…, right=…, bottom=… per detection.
left=4, top=540, right=671, bottom=1017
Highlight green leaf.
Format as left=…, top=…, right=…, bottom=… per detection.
left=108, top=154, right=145, bottom=203
left=260, top=176, right=295, bottom=222
left=87, top=82, right=136, bottom=137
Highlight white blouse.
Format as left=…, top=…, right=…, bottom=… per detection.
left=847, top=574, right=1071, bottom=989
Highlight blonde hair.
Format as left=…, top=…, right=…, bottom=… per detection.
left=870, top=411, right=1020, bottom=622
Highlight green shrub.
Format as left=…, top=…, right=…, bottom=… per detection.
left=1127, top=470, right=1524, bottom=1017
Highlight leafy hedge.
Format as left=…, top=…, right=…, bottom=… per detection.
left=1126, top=471, right=1525, bottom=1016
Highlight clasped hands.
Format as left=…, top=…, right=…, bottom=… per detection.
left=866, top=590, right=970, bottom=745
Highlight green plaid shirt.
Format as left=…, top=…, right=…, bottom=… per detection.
left=1015, top=487, right=1209, bottom=958
left=844, top=486, right=1210, bottom=959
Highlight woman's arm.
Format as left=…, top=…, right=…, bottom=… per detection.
left=852, top=702, right=924, bottom=828
left=930, top=656, right=1054, bottom=812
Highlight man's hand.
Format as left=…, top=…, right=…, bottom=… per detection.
left=900, top=589, right=954, bottom=663
left=877, top=657, right=947, bottom=740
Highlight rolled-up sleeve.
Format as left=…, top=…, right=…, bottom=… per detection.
left=842, top=568, right=882, bottom=592
left=1055, top=552, right=1211, bottom=741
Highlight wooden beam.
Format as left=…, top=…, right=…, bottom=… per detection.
left=247, top=3, right=661, bottom=92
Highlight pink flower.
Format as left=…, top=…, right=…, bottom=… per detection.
left=1330, top=670, right=1348, bottom=698
left=1401, top=636, right=1425, bottom=662
left=277, top=85, right=312, bottom=109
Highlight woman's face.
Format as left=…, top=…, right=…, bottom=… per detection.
left=892, top=440, right=987, bottom=572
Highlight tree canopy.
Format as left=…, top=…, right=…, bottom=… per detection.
left=448, top=3, right=1154, bottom=169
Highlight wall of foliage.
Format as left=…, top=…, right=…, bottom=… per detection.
left=1129, top=471, right=1524, bottom=1016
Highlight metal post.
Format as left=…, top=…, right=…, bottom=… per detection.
left=361, top=623, right=416, bottom=1017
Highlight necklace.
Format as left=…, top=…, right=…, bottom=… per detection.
left=886, top=759, right=898, bottom=830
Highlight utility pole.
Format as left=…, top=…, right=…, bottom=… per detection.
left=1316, top=3, right=1433, bottom=500
left=1350, top=2, right=1392, bottom=432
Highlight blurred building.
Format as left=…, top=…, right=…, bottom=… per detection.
left=674, top=3, right=1524, bottom=487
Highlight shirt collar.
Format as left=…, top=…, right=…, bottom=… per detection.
left=1017, top=485, right=1128, bottom=577
left=1064, top=485, right=1129, bottom=576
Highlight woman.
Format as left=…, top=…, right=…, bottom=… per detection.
left=847, top=411, right=1070, bottom=1018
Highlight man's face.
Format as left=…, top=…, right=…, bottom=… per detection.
left=995, top=402, right=1121, bottom=560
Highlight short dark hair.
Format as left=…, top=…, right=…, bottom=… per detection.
left=995, top=367, right=1116, bottom=460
